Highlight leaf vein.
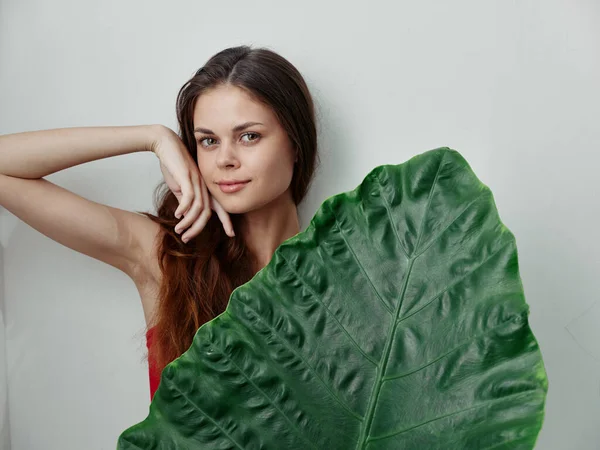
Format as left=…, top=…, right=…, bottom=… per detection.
left=412, top=190, right=488, bottom=261
left=396, top=239, right=515, bottom=328
left=374, top=168, right=410, bottom=259
left=165, top=379, right=245, bottom=449
left=219, top=348, right=319, bottom=449
left=411, top=149, right=449, bottom=258
left=356, top=151, right=449, bottom=449
left=366, top=390, right=542, bottom=443
left=382, top=311, right=528, bottom=382
left=239, top=299, right=365, bottom=422
left=279, top=248, right=380, bottom=367
left=327, top=202, right=394, bottom=318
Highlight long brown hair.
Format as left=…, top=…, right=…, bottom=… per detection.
left=136, top=45, right=320, bottom=376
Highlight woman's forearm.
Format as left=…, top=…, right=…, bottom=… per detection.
left=0, top=124, right=164, bottom=179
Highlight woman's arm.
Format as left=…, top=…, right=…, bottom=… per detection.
left=0, top=124, right=163, bottom=179
left=0, top=125, right=165, bottom=289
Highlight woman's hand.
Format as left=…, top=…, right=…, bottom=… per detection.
left=150, top=126, right=234, bottom=242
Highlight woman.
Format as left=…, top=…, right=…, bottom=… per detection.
left=0, top=45, right=320, bottom=400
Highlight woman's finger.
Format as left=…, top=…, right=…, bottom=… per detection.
left=174, top=173, right=204, bottom=232
left=180, top=207, right=212, bottom=243
left=179, top=175, right=212, bottom=242
left=174, top=175, right=194, bottom=219
left=202, top=177, right=233, bottom=236
left=176, top=195, right=203, bottom=237
left=191, top=171, right=203, bottom=211
left=210, top=193, right=234, bottom=237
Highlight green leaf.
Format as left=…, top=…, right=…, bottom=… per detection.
left=118, top=147, right=548, bottom=449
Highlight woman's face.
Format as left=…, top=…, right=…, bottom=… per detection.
left=192, top=83, right=296, bottom=215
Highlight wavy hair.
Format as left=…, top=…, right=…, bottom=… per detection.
left=136, top=45, right=320, bottom=376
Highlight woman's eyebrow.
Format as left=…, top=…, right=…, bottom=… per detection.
left=193, top=121, right=264, bottom=134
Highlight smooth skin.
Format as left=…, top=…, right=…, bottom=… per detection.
left=0, top=83, right=301, bottom=327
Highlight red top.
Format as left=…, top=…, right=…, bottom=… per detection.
left=145, top=326, right=161, bottom=400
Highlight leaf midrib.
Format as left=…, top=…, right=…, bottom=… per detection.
left=355, top=150, right=448, bottom=448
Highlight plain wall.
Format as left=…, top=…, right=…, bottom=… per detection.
left=0, top=0, right=599, bottom=448
left=0, top=229, right=11, bottom=449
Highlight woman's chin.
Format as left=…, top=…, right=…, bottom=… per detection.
left=218, top=198, right=254, bottom=215
left=225, top=206, right=250, bottom=215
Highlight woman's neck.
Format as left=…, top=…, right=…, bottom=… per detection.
left=239, top=189, right=300, bottom=271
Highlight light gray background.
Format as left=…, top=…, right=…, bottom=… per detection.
left=0, top=0, right=598, bottom=448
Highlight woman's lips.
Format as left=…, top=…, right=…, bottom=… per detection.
left=218, top=181, right=250, bottom=193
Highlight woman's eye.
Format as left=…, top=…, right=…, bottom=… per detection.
left=199, top=137, right=216, bottom=147
left=198, top=132, right=260, bottom=148
left=241, top=132, right=260, bottom=143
